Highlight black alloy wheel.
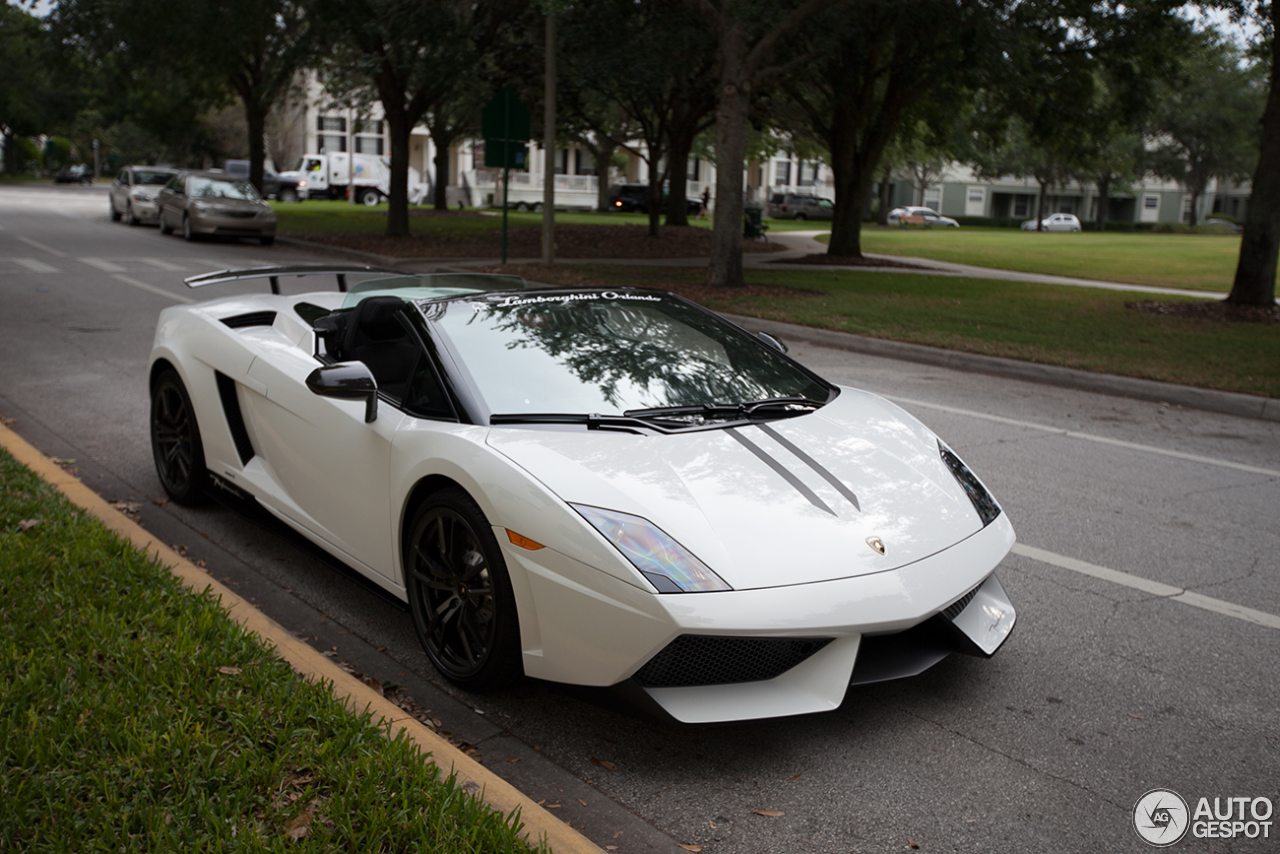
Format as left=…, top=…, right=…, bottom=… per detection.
left=150, top=369, right=209, bottom=505
left=405, top=488, right=522, bottom=691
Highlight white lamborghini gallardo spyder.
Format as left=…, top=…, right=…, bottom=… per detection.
left=149, top=266, right=1016, bottom=723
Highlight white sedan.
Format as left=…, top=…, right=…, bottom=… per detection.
left=148, top=266, right=1017, bottom=723
left=887, top=206, right=960, bottom=228
left=1022, top=213, right=1082, bottom=232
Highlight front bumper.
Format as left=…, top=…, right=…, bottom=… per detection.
left=502, top=512, right=1016, bottom=723
left=189, top=209, right=276, bottom=237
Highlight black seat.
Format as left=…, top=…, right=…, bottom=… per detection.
left=340, top=296, right=419, bottom=400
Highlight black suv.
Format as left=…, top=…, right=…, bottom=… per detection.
left=608, top=183, right=700, bottom=215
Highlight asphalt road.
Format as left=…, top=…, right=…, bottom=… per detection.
left=2, top=183, right=1278, bottom=853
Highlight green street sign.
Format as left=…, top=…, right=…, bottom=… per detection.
left=482, top=87, right=531, bottom=170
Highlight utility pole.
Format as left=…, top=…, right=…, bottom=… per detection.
left=542, top=12, right=556, bottom=265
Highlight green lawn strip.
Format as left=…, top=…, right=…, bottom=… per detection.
left=830, top=227, right=1259, bottom=293
left=0, top=450, right=547, bottom=854
left=511, top=263, right=1279, bottom=398
left=273, top=200, right=822, bottom=237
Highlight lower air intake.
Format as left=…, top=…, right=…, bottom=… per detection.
left=633, top=635, right=833, bottom=688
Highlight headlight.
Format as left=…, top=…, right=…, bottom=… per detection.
left=938, top=441, right=1001, bottom=526
left=571, top=504, right=731, bottom=593
left=131, top=191, right=150, bottom=201
left=298, top=180, right=307, bottom=188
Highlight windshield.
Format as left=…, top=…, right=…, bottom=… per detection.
left=427, top=290, right=831, bottom=417
left=341, top=273, right=529, bottom=308
left=134, top=170, right=172, bottom=185
left=190, top=177, right=261, bottom=200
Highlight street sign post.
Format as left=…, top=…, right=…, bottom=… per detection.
left=482, top=87, right=532, bottom=264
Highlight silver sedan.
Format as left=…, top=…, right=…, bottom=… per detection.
left=156, top=171, right=277, bottom=246
left=109, top=166, right=177, bottom=225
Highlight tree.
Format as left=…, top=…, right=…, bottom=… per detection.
left=1, top=5, right=84, bottom=175
left=779, top=0, right=998, bottom=255
left=560, top=0, right=719, bottom=235
left=49, top=0, right=320, bottom=192
left=1149, top=33, right=1263, bottom=226
left=1227, top=0, right=1280, bottom=306
left=689, top=0, right=841, bottom=286
left=316, top=0, right=512, bottom=235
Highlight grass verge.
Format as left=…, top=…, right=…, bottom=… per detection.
left=0, top=448, right=547, bottom=853
left=495, top=263, right=1280, bottom=398
left=843, top=226, right=1266, bottom=293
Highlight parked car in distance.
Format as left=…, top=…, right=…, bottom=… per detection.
left=887, top=206, right=960, bottom=228
left=608, top=183, right=700, bottom=215
left=766, top=193, right=835, bottom=221
left=54, top=164, right=94, bottom=184
left=222, top=159, right=303, bottom=202
left=1204, top=218, right=1244, bottom=233
left=156, top=171, right=276, bottom=245
left=109, top=166, right=177, bottom=225
left=1021, top=213, right=1082, bottom=232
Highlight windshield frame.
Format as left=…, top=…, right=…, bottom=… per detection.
left=414, top=288, right=837, bottom=431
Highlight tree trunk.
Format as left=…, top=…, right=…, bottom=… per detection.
left=592, top=141, right=615, bottom=211
left=432, top=137, right=450, bottom=209
left=1095, top=174, right=1111, bottom=231
left=877, top=171, right=891, bottom=226
left=706, top=25, right=749, bottom=287
left=385, top=108, right=411, bottom=237
left=665, top=124, right=696, bottom=226
left=646, top=178, right=663, bottom=236
left=1229, top=3, right=1280, bottom=307
left=1036, top=179, right=1048, bottom=231
left=244, top=98, right=268, bottom=197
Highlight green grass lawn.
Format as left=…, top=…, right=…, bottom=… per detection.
left=837, top=226, right=1257, bottom=293
left=0, top=450, right=547, bottom=853
left=505, top=263, right=1280, bottom=398
left=273, top=200, right=820, bottom=237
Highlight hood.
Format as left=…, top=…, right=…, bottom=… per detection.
left=486, top=388, right=986, bottom=591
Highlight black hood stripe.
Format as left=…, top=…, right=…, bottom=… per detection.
left=727, top=428, right=836, bottom=516
left=755, top=423, right=861, bottom=512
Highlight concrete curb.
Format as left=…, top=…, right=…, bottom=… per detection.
left=0, top=420, right=602, bottom=854
left=721, top=312, right=1280, bottom=423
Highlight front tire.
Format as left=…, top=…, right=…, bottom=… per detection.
left=126, top=203, right=140, bottom=226
left=278, top=187, right=298, bottom=203
left=150, top=369, right=208, bottom=505
left=158, top=210, right=173, bottom=235
left=182, top=214, right=197, bottom=241
left=110, top=201, right=122, bottom=222
left=405, top=488, right=522, bottom=691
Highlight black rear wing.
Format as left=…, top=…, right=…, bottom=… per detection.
left=184, top=264, right=405, bottom=295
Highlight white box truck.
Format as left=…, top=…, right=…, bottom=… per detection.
left=280, top=153, right=427, bottom=205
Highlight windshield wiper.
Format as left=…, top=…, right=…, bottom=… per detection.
left=623, top=397, right=821, bottom=420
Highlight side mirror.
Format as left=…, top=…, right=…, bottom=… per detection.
left=756, top=331, right=788, bottom=354
left=306, top=362, right=378, bottom=422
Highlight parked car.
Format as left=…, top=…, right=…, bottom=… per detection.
left=222, top=159, right=303, bottom=202
left=109, top=165, right=177, bottom=225
left=53, top=164, right=93, bottom=184
left=149, top=266, right=1018, bottom=723
left=1204, top=218, right=1244, bottom=233
left=608, top=183, right=700, bottom=215
left=887, top=206, right=960, bottom=228
left=1021, top=213, right=1082, bottom=232
left=766, top=193, right=835, bottom=221
left=156, top=171, right=276, bottom=245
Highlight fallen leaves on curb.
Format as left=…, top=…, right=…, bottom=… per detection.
left=753, top=809, right=785, bottom=817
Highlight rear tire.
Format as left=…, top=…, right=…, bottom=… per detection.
left=150, top=369, right=209, bottom=505
left=405, top=487, right=523, bottom=691
left=358, top=188, right=380, bottom=206
left=260, top=235, right=274, bottom=246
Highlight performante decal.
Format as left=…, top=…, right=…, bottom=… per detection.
left=726, top=428, right=836, bottom=516
left=754, top=423, right=861, bottom=512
